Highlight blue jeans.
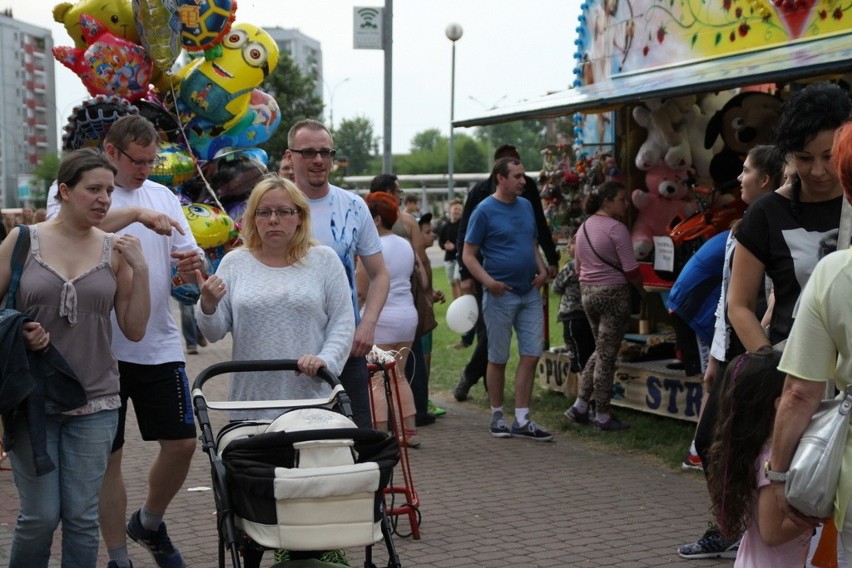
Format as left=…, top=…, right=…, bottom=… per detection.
left=482, top=288, right=543, bottom=364
left=179, top=302, right=198, bottom=348
left=9, top=409, right=118, bottom=568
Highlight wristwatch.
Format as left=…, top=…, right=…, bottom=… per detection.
left=764, top=461, right=788, bottom=483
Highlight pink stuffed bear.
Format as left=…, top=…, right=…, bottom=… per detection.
left=631, top=162, right=698, bottom=259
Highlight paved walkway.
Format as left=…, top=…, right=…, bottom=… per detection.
left=1, top=328, right=744, bottom=567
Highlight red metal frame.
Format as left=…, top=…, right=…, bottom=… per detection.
left=367, top=360, right=421, bottom=539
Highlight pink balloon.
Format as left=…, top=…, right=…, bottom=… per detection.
left=53, top=14, right=153, bottom=102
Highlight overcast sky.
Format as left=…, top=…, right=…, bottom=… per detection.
left=12, top=1, right=582, bottom=154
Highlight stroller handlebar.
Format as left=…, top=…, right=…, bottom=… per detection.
left=192, top=359, right=340, bottom=391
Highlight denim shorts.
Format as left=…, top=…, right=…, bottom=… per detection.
left=444, top=260, right=460, bottom=283
left=482, top=287, right=543, bottom=364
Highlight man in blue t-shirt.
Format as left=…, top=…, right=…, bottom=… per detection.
left=462, top=157, right=552, bottom=441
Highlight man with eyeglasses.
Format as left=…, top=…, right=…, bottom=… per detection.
left=47, top=115, right=201, bottom=568
left=285, top=119, right=389, bottom=429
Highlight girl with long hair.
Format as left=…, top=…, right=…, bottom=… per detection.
left=706, top=349, right=812, bottom=567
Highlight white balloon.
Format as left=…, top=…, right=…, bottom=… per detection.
left=446, top=295, right=478, bottom=334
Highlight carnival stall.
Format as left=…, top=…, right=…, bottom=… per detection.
left=457, top=2, right=852, bottom=422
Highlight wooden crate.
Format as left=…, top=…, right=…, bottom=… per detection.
left=538, top=349, right=579, bottom=397
left=611, top=359, right=703, bottom=423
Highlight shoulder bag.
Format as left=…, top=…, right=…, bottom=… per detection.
left=411, top=259, right=437, bottom=339
left=785, top=390, right=852, bottom=519
left=5, top=225, right=31, bottom=310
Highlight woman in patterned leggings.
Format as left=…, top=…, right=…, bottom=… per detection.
left=563, top=180, right=644, bottom=431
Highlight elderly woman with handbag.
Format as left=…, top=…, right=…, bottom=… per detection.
left=766, top=120, right=852, bottom=552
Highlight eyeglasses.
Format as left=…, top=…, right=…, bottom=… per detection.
left=256, top=208, right=300, bottom=219
left=115, top=145, right=162, bottom=168
left=289, top=148, right=336, bottom=160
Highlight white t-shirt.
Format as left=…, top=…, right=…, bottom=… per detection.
left=48, top=179, right=202, bottom=364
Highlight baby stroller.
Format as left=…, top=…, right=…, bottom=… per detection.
left=192, top=359, right=402, bottom=568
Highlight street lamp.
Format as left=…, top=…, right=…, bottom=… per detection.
left=445, top=23, right=463, bottom=201
left=323, top=77, right=350, bottom=131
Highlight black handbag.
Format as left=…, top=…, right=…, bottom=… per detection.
left=5, top=225, right=31, bottom=310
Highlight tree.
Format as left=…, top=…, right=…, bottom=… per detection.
left=258, top=51, right=324, bottom=166
left=333, top=116, right=378, bottom=175
left=395, top=130, right=487, bottom=175
left=475, top=119, right=548, bottom=166
left=454, top=136, right=487, bottom=173
left=32, top=152, right=60, bottom=208
left=410, top=129, right=442, bottom=153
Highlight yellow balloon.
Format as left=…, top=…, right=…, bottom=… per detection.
left=183, top=203, right=234, bottom=249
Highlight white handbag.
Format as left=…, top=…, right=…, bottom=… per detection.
left=785, top=391, right=852, bottom=519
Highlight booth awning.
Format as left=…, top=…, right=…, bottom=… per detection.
left=454, top=33, right=852, bottom=127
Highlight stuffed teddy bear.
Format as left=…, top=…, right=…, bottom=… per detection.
left=53, top=0, right=138, bottom=49
left=704, top=91, right=782, bottom=190
left=631, top=162, right=699, bottom=259
left=633, top=96, right=696, bottom=171
left=687, top=92, right=735, bottom=186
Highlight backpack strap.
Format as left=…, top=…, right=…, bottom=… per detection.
left=5, top=225, right=31, bottom=310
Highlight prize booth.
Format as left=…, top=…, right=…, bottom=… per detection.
left=455, top=6, right=852, bottom=423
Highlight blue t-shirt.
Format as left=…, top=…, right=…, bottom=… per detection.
left=308, top=185, right=382, bottom=324
left=465, top=196, right=538, bottom=296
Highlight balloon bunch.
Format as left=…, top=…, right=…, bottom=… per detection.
left=52, top=0, right=283, bottom=263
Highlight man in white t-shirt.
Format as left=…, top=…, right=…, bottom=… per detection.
left=47, top=115, right=203, bottom=568
left=285, top=119, right=389, bottom=428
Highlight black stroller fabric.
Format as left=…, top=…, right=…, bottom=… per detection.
left=222, top=427, right=398, bottom=527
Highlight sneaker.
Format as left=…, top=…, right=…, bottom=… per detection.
left=320, top=549, right=350, bottom=566
left=186, top=347, right=198, bottom=355
left=682, top=450, right=704, bottom=471
left=449, top=340, right=470, bottom=350
left=454, top=370, right=475, bottom=402
left=511, top=419, right=553, bottom=442
left=127, top=510, right=186, bottom=568
left=677, top=526, right=740, bottom=559
left=107, top=562, right=134, bottom=568
left=490, top=411, right=512, bottom=438
left=415, top=412, right=437, bottom=426
left=592, top=414, right=630, bottom=431
left=196, top=331, right=207, bottom=347
left=427, top=400, right=446, bottom=416
left=563, top=405, right=590, bottom=425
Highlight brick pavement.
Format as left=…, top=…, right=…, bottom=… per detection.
left=0, top=327, right=741, bottom=567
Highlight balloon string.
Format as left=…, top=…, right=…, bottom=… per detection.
left=166, top=76, right=226, bottom=212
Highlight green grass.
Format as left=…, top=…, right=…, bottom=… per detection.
left=427, top=267, right=697, bottom=472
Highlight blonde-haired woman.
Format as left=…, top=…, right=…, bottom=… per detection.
left=196, top=175, right=355, bottom=420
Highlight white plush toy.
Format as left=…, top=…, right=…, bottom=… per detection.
left=633, top=99, right=667, bottom=171
left=687, top=92, right=735, bottom=185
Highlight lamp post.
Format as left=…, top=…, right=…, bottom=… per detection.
left=324, top=77, right=350, bottom=131
left=445, top=23, right=463, bottom=201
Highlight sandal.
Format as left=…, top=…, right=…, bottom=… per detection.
left=402, top=429, right=421, bottom=448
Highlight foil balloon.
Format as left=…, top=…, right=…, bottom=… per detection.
left=178, top=149, right=266, bottom=204
left=176, top=23, right=279, bottom=133
left=187, top=88, right=280, bottom=159
left=135, top=98, right=182, bottom=143
left=183, top=203, right=235, bottom=249
left=53, top=0, right=139, bottom=49
left=149, top=142, right=196, bottom=188
left=61, top=95, right=137, bottom=151
left=132, top=0, right=181, bottom=77
left=176, top=0, right=237, bottom=53
left=53, top=14, right=153, bottom=102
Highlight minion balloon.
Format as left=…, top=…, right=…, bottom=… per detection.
left=176, top=23, right=279, bottom=134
